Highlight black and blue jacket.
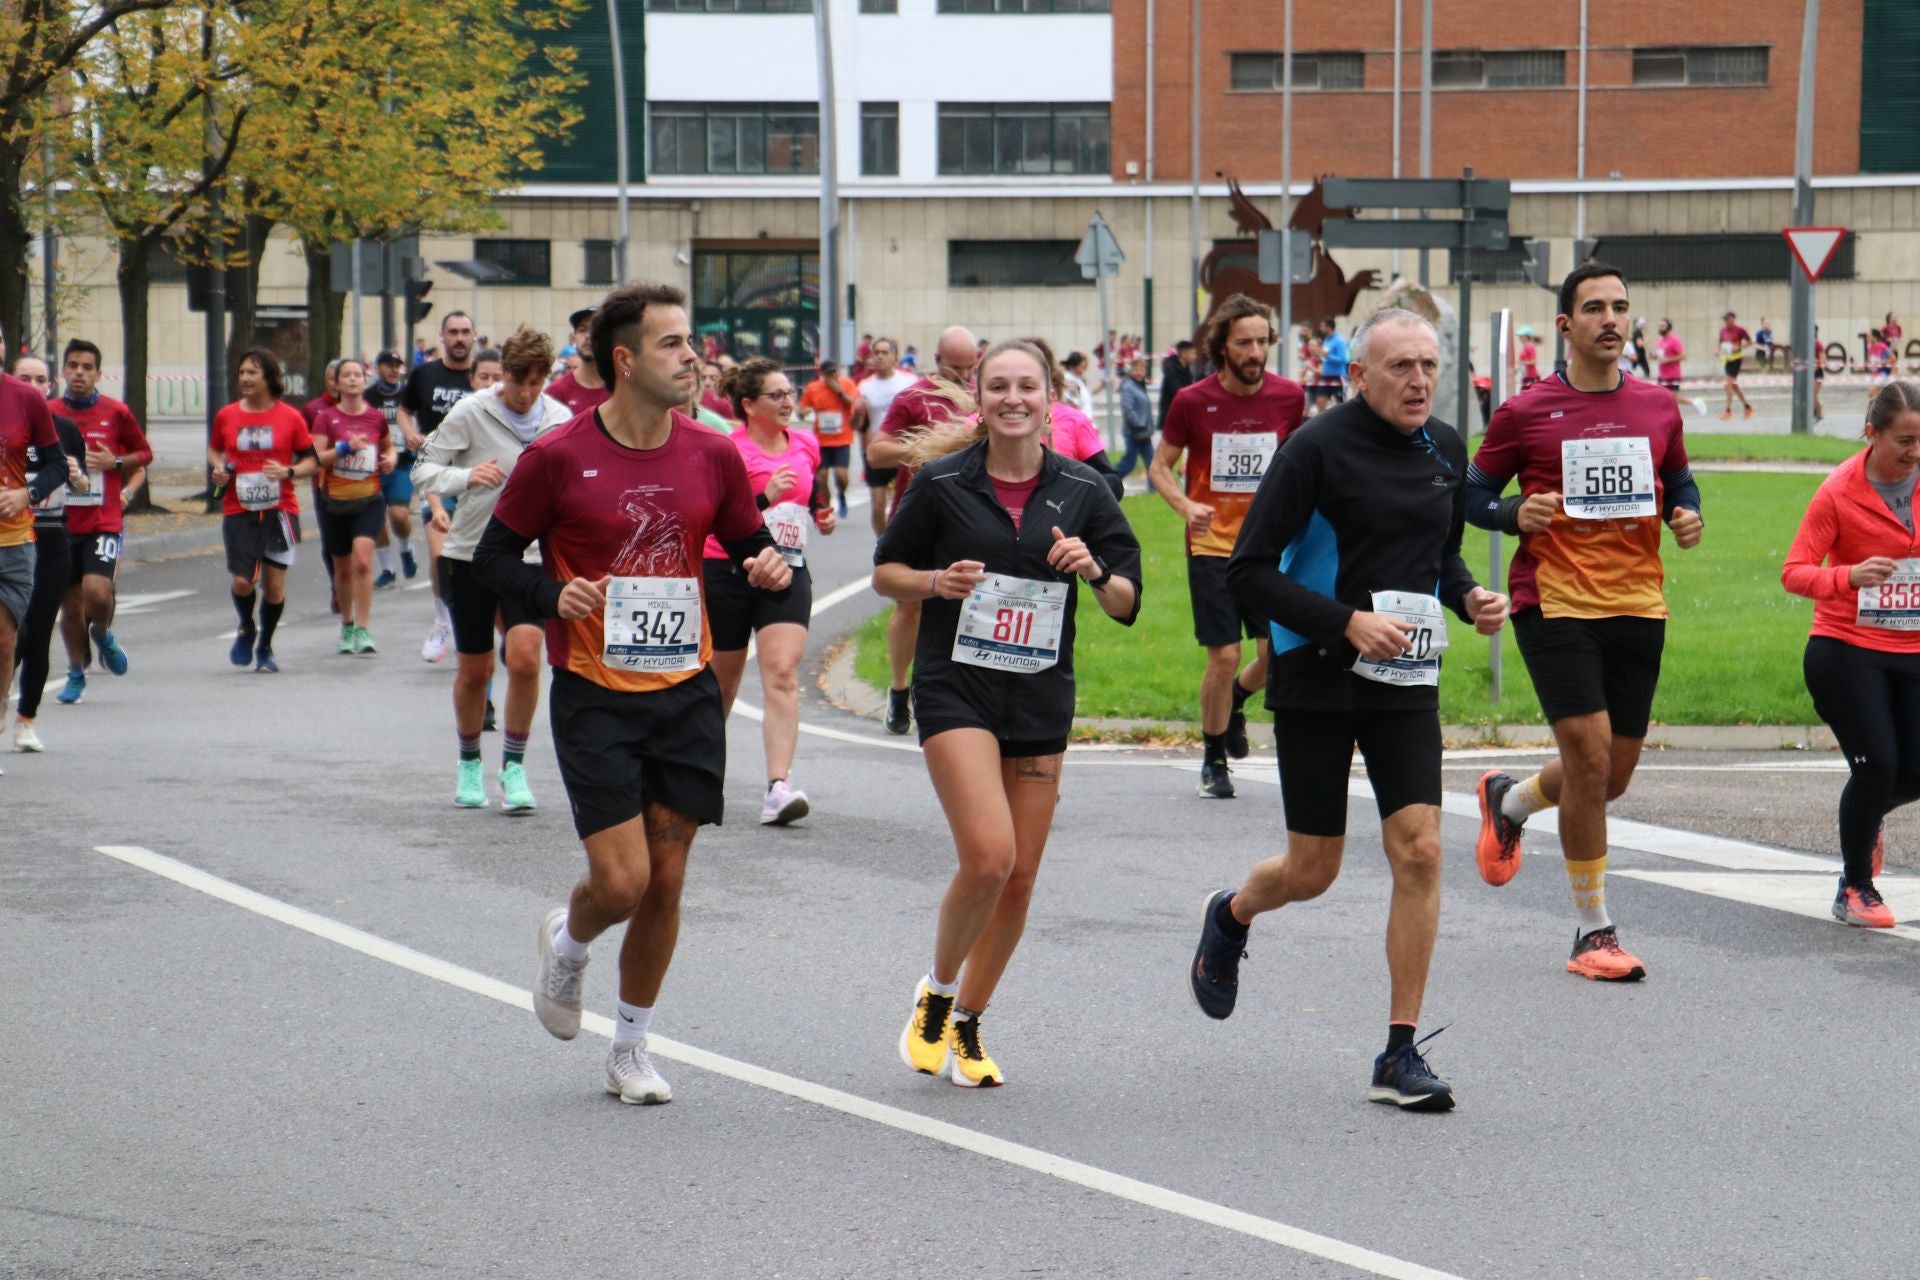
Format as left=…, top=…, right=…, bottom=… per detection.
left=1226, top=395, right=1481, bottom=712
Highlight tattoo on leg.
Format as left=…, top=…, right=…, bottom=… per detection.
left=1013, top=753, right=1062, bottom=783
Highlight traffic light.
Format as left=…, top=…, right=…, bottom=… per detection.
left=405, top=278, right=433, bottom=326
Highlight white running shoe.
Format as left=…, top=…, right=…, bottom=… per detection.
left=760, top=778, right=810, bottom=826
left=421, top=620, right=451, bottom=664
left=13, top=721, right=42, bottom=753
left=1690, top=396, right=1708, bottom=416
left=533, top=907, right=586, bottom=1040
left=605, top=1042, right=673, bottom=1105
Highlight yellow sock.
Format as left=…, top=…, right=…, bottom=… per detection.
left=1566, top=856, right=1612, bottom=934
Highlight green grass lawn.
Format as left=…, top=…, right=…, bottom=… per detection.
left=855, top=472, right=1830, bottom=726
left=1682, top=433, right=1861, bottom=463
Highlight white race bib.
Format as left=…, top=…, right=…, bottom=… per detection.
left=1350, top=590, right=1448, bottom=687
left=26, top=470, right=65, bottom=515
left=1561, top=437, right=1656, bottom=520
left=335, top=443, right=378, bottom=480
left=952, top=573, right=1068, bottom=674
left=815, top=411, right=843, bottom=436
left=1858, top=559, right=1920, bottom=630
left=765, top=501, right=808, bottom=568
left=603, top=576, right=702, bottom=672
left=64, top=475, right=104, bottom=507
left=234, top=470, right=279, bottom=512
left=1210, top=431, right=1277, bottom=494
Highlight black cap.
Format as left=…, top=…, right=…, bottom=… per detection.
left=376, top=348, right=405, bottom=366
left=568, top=306, right=597, bottom=331
left=819, top=358, right=839, bottom=373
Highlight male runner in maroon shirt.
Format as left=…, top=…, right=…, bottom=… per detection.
left=545, top=306, right=610, bottom=416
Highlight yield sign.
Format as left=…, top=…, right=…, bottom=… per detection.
left=1783, top=226, right=1846, bottom=282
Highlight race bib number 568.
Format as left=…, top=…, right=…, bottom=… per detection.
left=1561, top=437, right=1655, bottom=520
left=604, top=576, right=702, bottom=671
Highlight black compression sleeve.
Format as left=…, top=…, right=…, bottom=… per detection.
left=472, top=515, right=565, bottom=619
left=24, top=439, right=67, bottom=503
left=1079, top=447, right=1125, bottom=500
left=1661, top=466, right=1701, bottom=521
left=718, top=523, right=778, bottom=567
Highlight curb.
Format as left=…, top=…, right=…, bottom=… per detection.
left=125, top=519, right=225, bottom=563
left=822, top=634, right=1838, bottom=752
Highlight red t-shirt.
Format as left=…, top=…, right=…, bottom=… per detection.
left=1718, top=326, right=1751, bottom=363
left=312, top=404, right=390, bottom=504
left=212, top=400, right=313, bottom=517
left=1160, top=373, right=1306, bottom=557
left=990, top=473, right=1043, bottom=532
left=491, top=410, right=765, bottom=693
left=1471, top=372, right=1690, bottom=619
left=60, top=394, right=151, bottom=535
left=0, top=374, right=59, bottom=547
left=546, top=371, right=610, bottom=417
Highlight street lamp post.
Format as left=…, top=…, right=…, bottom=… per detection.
left=607, top=0, right=632, bottom=282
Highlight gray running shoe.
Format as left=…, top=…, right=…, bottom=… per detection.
left=534, top=906, right=586, bottom=1040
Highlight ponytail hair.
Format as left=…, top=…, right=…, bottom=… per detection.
left=718, top=356, right=783, bottom=420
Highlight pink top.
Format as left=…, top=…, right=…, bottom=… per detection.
left=702, top=427, right=820, bottom=560
left=1657, top=335, right=1685, bottom=381
left=1046, top=402, right=1106, bottom=463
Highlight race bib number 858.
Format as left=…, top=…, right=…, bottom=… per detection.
left=1859, top=559, right=1920, bottom=630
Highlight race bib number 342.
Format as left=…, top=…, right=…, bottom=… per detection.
left=604, top=576, right=702, bottom=672
left=1858, top=559, right=1920, bottom=630
left=1561, top=437, right=1655, bottom=520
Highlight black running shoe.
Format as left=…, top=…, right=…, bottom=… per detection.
left=1199, top=760, right=1236, bottom=799
left=1369, top=1029, right=1455, bottom=1111
left=1225, top=705, right=1250, bottom=760
left=1189, top=889, right=1247, bottom=1020
left=885, top=687, right=912, bottom=735
left=483, top=699, right=498, bottom=733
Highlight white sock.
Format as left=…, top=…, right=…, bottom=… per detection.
left=432, top=595, right=451, bottom=627
left=925, top=970, right=958, bottom=997
left=1502, top=773, right=1552, bottom=824
left=376, top=545, right=396, bottom=574
left=613, top=999, right=652, bottom=1045
left=395, top=534, right=412, bottom=555
left=551, top=914, right=590, bottom=964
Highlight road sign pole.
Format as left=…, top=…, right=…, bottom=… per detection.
left=1456, top=168, right=1474, bottom=456
left=1789, top=0, right=1820, bottom=436
left=1095, top=227, right=1114, bottom=451
left=1488, top=307, right=1513, bottom=703
left=1278, top=0, right=1294, bottom=379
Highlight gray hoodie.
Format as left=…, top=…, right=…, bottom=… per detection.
left=411, top=386, right=572, bottom=562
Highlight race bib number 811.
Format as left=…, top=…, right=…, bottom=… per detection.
left=952, top=574, right=1068, bottom=674
left=604, top=576, right=702, bottom=671
left=1561, top=437, right=1655, bottom=520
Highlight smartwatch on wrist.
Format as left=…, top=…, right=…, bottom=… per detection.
left=1086, top=556, right=1113, bottom=591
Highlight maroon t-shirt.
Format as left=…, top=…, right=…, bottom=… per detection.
left=490, top=409, right=765, bottom=693
left=0, top=374, right=59, bottom=548
left=547, top=371, right=610, bottom=417
left=990, top=473, right=1043, bottom=532
left=60, top=394, right=151, bottom=535
left=878, top=378, right=964, bottom=522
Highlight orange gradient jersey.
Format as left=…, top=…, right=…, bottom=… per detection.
left=0, top=376, right=59, bottom=547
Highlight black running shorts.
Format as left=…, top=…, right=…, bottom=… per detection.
left=820, top=444, right=851, bottom=470
left=439, top=554, right=537, bottom=656
left=866, top=463, right=899, bottom=489
left=1511, top=608, right=1665, bottom=738
left=69, top=531, right=122, bottom=585
left=1187, top=553, right=1262, bottom=648
left=913, top=680, right=1070, bottom=759
left=319, top=498, right=384, bottom=559
left=702, top=557, right=812, bottom=652
left=549, top=666, right=727, bottom=838
left=1273, top=707, right=1443, bottom=837
left=1723, top=359, right=1744, bottom=379
left=222, top=510, right=298, bottom=579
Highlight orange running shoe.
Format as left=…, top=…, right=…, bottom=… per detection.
left=1833, top=879, right=1895, bottom=929
left=1873, top=828, right=1887, bottom=880
left=1474, top=770, right=1525, bottom=886
left=1566, top=927, right=1647, bottom=981
left=1743, top=404, right=1755, bottom=419
left=1719, top=410, right=1733, bottom=420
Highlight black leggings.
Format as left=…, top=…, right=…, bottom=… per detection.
left=1804, top=636, right=1920, bottom=884
left=14, top=525, right=69, bottom=720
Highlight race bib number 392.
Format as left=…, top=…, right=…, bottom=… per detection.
left=1210, top=431, right=1278, bottom=494
left=603, top=576, right=702, bottom=672
left=1858, top=559, right=1920, bottom=630
left=1561, top=437, right=1655, bottom=520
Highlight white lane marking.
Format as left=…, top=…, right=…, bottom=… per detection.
left=1614, top=870, right=1920, bottom=942
left=1442, top=760, right=1849, bottom=774
left=115, top=590, right=195, bottom=615
left=93, top=843, right=1464, bottom=1280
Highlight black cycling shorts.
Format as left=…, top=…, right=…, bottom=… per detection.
left=439, top=554, right=537, bottom=656
left=1273, top=707, right=1443, bottom=837
left=866, top=463, right=899, bottom=489
left=702, top=557, right=812, bottom=652
left=549, top=666, right=727, bottom=838
left=319, top=498, right=384, bottom=559
left=1188, top=553, right=1262, bottom=648
left=1511, top=607, right=1665, bottom=738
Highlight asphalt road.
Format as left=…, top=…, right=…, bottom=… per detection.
left=6, top=499, right=1919, bottom=1280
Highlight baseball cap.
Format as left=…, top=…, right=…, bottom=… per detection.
left=568, top=306, right=597, bottom=331
left=376, top=348, right=405, bottom=366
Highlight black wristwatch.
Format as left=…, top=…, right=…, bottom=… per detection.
left=1086, top=556, right=1113, bottom=591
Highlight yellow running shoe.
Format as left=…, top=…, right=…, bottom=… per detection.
left=898, top=979, right=953, bottom=1075
left=947, top=1013, right=1002, bottom=1088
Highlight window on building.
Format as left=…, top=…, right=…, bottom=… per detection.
left=474, top=239, right=551, bottom=287
left=1632, top=45, right=1769, bottom=87
left=150, top=240, right=192, bottom=285
left=645, top=0, right=813, bottom=11
left=1229, top=52, right=1365, bottom=92
left=936, top=103, right=1109, bottom=175
left=859, top=0, right=898, bottom=10
left=583, top=240, right=616, bottom=286
left=1432, top=49, right=1564, bottom=89
left=649, top=102, right=820, bottom=175
left=861, top=102, right=899, bottom=175
left=1592, top=232, right=1853, bottom=282
left=936, top=0, right=1109, bottom=11
left=948, top=240, right=1086, bottom=288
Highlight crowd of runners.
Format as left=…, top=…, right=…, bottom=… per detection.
left=5, top=259, right=1919, bottom=1115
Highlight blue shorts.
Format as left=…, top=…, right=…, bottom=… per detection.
left=421, top=492, right=459, bottom=522
left=382, top=465, right=414, bottom=506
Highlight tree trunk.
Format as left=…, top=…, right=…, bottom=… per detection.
left=0, top=138, right=33, bottom=361
left=116, top=235, right=163, bottom=514
left=301, top=233, right=343, bottom=396
left=226, top=207, right=273, bottom=357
